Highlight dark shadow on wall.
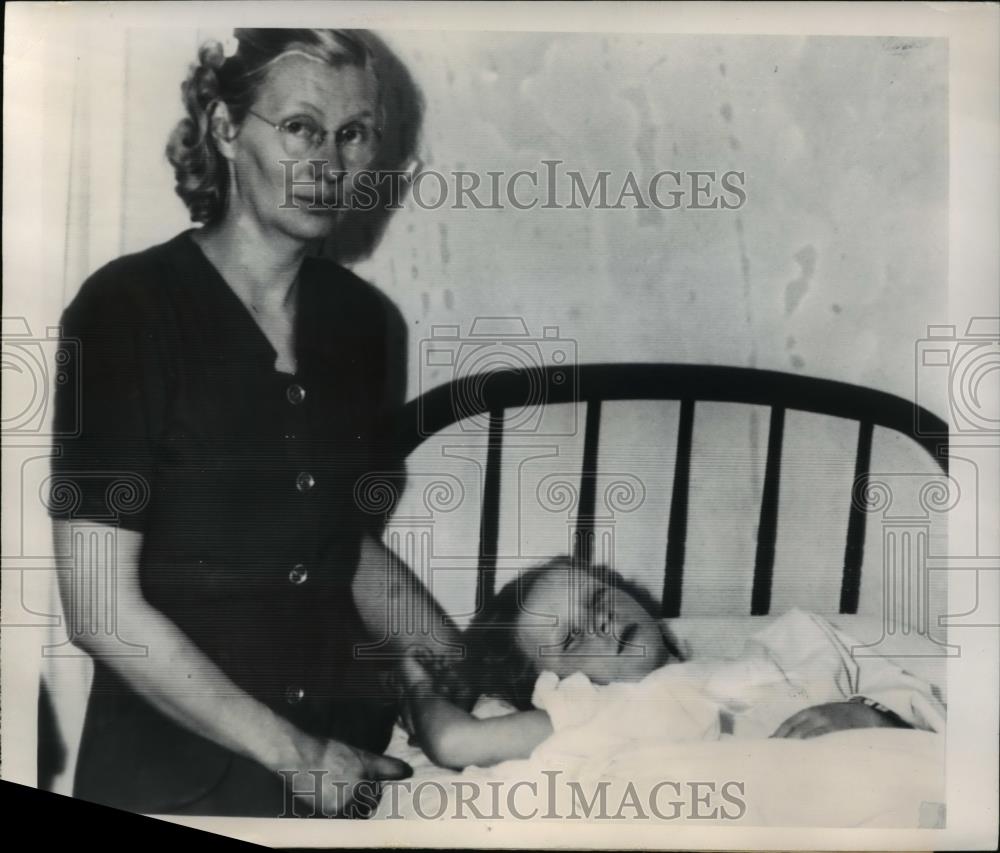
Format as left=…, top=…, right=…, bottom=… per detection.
left=317, top=29, right=426, bottom=267
left=309, top=29, right=419, bottom=528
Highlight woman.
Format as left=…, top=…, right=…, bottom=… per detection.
left=47, top=28, right=460, bottom=818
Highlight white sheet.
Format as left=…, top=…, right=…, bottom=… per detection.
left=377, top=728, right=944, bottom=826
left=375, top=612, right=948, bottom=825
left=663, top=613, right=950, bottom=705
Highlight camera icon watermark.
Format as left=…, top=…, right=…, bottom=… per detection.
left=914, top=317, right=999, bottom=437
left=1, top=317, right=80, bottom=441
left=417, top=318, right=578, bottom=437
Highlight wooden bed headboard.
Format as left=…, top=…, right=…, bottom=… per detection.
left=392, top=364, right=950, bottom=619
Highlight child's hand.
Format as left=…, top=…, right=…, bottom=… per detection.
left=400, top=650, right=438, bottom=697
left=772, top=700, right=907, bottom=739
left=409, top=646, right=477, bottom=711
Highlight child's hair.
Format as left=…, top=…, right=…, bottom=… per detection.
left=462, top=555, right=685, bottom=710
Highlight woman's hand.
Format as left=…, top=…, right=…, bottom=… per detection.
left=396, top=647, right=474, bottom=733
left=398, top=650, right=443, bottom=739
left=772, top=700, right=909, bottom=739
left=290, top=735, right=412, bottom=818
left=412, top=646, right=476, bottom=710
left=400, top=649, right=438, bottom=697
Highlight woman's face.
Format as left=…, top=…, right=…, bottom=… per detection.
left=225, top=52, right=380, bottom=242
left=514, top=568, right=671, bottom=684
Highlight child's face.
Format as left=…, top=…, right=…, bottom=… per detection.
left=514, top=569, right=672, bottom=684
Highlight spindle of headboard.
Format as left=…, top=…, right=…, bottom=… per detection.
left=397, top=364, right=949, bottom=617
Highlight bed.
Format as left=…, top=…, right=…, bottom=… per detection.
left=366, top=363, right=951, bottom=826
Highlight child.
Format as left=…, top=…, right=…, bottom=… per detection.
left=401, top=557, right=943, bottom=770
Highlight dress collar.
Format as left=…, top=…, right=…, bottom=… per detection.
left=173, top=228, right=328, bottom=376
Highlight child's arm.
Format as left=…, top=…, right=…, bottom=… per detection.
left=401, top=654, right=553, bottom=769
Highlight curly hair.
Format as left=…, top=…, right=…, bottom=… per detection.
left=462, top=556, right=686, bottom=710
left=166, top=28, right=422, bottom=252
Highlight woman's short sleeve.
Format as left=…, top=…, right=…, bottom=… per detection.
left=48, top=269, right=167, bottom=533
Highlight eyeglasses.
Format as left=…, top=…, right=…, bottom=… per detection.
left=244, top=108, right=383, bottom=166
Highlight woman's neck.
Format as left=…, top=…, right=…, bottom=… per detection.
left=192, top=215, right=307, bottom=314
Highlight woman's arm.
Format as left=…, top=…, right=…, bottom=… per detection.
left=400, top=654, right=553, bottom=769
left=54, top=520, right=410, bottom=810
left=352, top=532, right=475, bottom=709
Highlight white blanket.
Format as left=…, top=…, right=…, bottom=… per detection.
left=530, top=609, right=945, bottom=743
left=375, top=610, right=946, bottom=825
left=376, top=729, right=943, bottom=826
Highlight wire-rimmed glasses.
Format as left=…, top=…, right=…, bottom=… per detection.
left=244, top=108, right=383, bottom=167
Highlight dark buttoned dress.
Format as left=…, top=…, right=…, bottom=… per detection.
left=48, top=229, right=407, bottom=816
